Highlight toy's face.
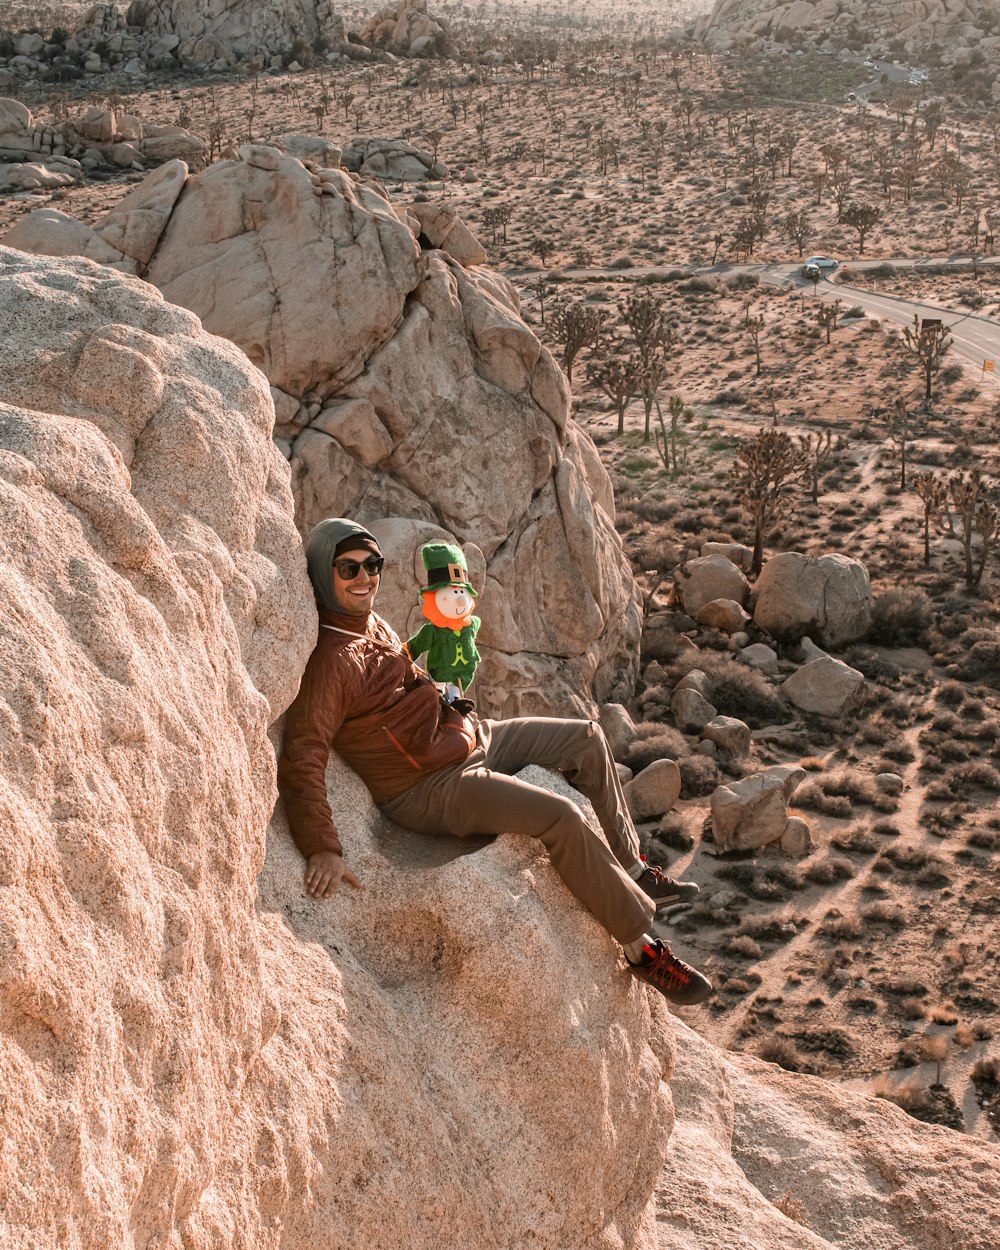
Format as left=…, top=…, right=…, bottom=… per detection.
left=430, top=585, right=475, bottom=620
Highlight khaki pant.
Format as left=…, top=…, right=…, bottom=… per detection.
left=380, top=717, right=655, bottom=944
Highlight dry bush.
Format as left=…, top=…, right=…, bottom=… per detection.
left=817, top=913, right=862, bottom=941
left=676, top=653, right=791, bottom=727
left=831, top=826, right=879, bottom=854
left=804, top=855, right=856, bottom=884
left=874, top=1076, right=930, bottom=1114
left=756, top=1035, right=805, bottom=1071
left=624, top=723, right=688, bottom=771
left=772, top=1191, right=811, bottom=1229
left=725, top=934, right=763, bottom=959
left=677, top=754, right=721, bottom=798
left=868, top=586, right=933, bottom=647
left=860, top=901, right=906, bottom=927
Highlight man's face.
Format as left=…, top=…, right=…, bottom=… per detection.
left=332, top=548, right=381, bottom=616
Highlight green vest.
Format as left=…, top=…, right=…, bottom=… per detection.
left=407, top=618, right=481, bottom=688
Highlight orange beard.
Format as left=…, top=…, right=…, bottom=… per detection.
left=422, top=591, right=472, bottom=630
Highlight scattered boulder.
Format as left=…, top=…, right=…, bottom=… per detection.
left=697, top=597, right=751, bottom=633
left=876, top=772, right=905, bottom=796
left=739, top=642, right=779, bottom=676
left=782, top=656, right=866, bottom=718
left=279, top=134, right=342, bottom=166
left=676, top=554, right=750, bottom=618
left=624, top=758, right=682, bottom=820
left=599, top=703, right=638, bottom=761
left=700, top=540, right=753, bottom=571
left=702, top=716, right=752, bottom=757
left=779, top=815, right=814, bottom=857
left=672, top=687, right=718, bottom=733
left=752, top=552, right=872, bottom=647
left=710, top=764, right=806, bottom=853
left=341, top=135, right=447, bottom=182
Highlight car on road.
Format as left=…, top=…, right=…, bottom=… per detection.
left=802, top=263, right=822, bottom=280
left=805, top=255, right=839, bottom=270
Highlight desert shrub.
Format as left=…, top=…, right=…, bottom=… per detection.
left=817, top=914, right=862, bottom=940
left=860, top=900, right=906, bottom=926
left=831, top=826, right=879, bottom=854
left=726, top=271, right=760, bottom=291
left=677, top=654, right=791, bottom=727
left=794, top=783, right=853, bottom=817
left=624, top=724, right=688, bottom=772
left=972, top=1057, right=1000, bottom=1084
left=874, top=1077, right=930, bottom=1113
left=954, top=640, right=1000, bottom=681
left=868, top=585, right=934, bottom=647
left=757, top=1036, right=805, bottom=1071
left=935, top=681, right=967, bottom=708
left=725, top=934, right=763, bottom=959
left=884, top=974, right=929, bottom=996
left=804, top=856, right=856, bottom=884
left=953, top=761, right=1000, bottom=790
left=678, top=754, right=721, bottom=797
left=609, top=255, right=634, bottom=269
left=737, top=912, right=802, bottom=943
left=896, top=997, right=927, bottom=1020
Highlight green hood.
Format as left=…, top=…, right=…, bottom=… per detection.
left=304, top=518, right=380, bottom=612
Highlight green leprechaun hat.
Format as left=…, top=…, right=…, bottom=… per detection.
left=420, top=542, right=477, bottom=595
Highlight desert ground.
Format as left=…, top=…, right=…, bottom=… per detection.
left=3, top=0, right=1000, bottom=1142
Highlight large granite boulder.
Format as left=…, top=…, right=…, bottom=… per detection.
left=752, top=552, right=872, bottom=647
left=3, top=145, right=640, bottom=718
left=710, top=764, right=806, bottom=853
left=676, top=554, right=750, bottom=618
left=359, top=0, right=449, bottom=56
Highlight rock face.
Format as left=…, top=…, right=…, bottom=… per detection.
left=752, top=552, right=872, bottom=647
left=0, top=249, right=669, bottom=1250
left=663, top=1019, right=1000, bottom=1250
left=3, top=145, right=640, bottom=719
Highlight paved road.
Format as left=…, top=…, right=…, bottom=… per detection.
left=755, top=260, right=1000, bottom=376
left=506, top=255, right=1000, bottom=383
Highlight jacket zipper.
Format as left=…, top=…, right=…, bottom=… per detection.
left=383, top=726, right=421, bottom=770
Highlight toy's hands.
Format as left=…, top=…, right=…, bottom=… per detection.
left=305, top=851, right=361, bottom=899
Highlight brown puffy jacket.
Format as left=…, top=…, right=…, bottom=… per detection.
left=277, top=607, right=475, bottom=858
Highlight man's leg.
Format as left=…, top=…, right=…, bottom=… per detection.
left=477, top=717, right=640, bottom=867
left=381, top=752, right=655, bottom=945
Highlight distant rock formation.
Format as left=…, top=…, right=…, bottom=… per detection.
left=74, top=0, right=345, bottom=65
left=359, top=0, right=450, bottom=57
left=698, top=0, right=1000, bottom=85
left=3, top=144, right=642, bottom=719
left=0, top=97, right=205, bottom=188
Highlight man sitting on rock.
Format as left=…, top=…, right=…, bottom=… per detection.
left=278, top=517, right=712, bottom=1006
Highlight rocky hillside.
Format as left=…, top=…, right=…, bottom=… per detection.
left=2, top=138, right=642, bottom=720
left=698, top=0, right=1000, bottom=79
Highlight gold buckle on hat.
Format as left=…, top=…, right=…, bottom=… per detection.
left=447, top=562, right=464, bottom=582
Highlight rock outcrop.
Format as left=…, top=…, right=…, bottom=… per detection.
left=3, top=144, right=641, bottom=719
left=697, top=0, right=997, bottom=80
left=0, top=97, right=205, bottom=182
left=359, top=0, right=450, bottom=56
left=752, top=552, right=872, bottom=647
left=0, top=248, right=667, bottom=1250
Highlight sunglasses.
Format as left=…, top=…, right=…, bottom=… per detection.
left=333, top=555, right=384, bottom=580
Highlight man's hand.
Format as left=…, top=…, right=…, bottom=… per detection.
left=304, top=851, right=361, bottom=899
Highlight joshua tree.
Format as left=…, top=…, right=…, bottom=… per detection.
left=817, top=298, right=842, bottom=344
left=745, top=312, right=765, bottom=376
left=784, top=208, right=811, bottom=257
left=842, top=202, right=881, bottom=254
left=729, top=428, right=809, bottom=575
left=587, top=351, right=642, bottom=437
left=902, top=314, right=953, bottom=401
left=533, top=236, right=555, bottom=268
left=547, top=299, right=608, bottom=383
left=621, top=291, right=675, bottom=442
left=653, top=393, right=694, bottom=475
left=912, top=472, right=944, bottom=564
left=888, top=396, right=913, bottom=490
left=937, top=471, right=1000, bottom=588
left=797, top=428, right=836, bottom=503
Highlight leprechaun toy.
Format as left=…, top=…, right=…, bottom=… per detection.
left=405, top=542, right=481, bottom=711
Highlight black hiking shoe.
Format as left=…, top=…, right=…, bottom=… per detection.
left=628, top=940, right=713, bottom=1006
left=637, top=863, right=701, bottom=910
